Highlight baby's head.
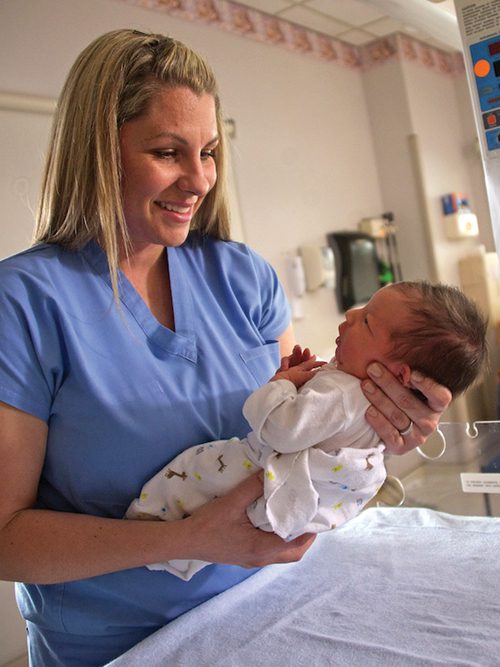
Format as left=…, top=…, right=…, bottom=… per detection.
left=334, top=281, right=488, bottom=397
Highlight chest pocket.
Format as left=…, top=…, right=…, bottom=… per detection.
left=239, top=341, right=280, bottom=387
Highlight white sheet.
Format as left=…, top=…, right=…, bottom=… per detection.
left=107, top=507, right=500, bottom=666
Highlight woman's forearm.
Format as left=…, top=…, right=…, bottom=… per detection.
left=0, top=475, right=317, bottom=584
left=0, top=508, right=192, bottom=583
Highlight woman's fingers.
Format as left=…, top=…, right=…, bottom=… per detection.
left=186, top=473, right=315, bottom=568
left=409, top=371, right=452, bottom=414
left=228, top=470, right=265, bottom=506
left=361, top=362, right=451, bottom=455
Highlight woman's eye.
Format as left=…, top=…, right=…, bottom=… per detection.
left=201, top=149, right=216, bottom=160
left=154, top=150, right=176, bottom=160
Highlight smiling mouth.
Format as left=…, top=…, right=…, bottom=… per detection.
left=155, top=201, right=192, bottom=214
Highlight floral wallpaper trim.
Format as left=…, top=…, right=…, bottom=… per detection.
left=359, top=34, right=465, bottom=76
left=119, top=0, right=464, bottom=76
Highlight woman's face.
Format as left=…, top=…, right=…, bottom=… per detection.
left=119, top=86, right=218, bottom=253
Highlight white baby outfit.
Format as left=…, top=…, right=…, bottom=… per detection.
left=126, top=362, right=386, bottom=580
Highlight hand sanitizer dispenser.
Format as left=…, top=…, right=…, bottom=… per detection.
left=299, top=245, right=336, bottom=291
left=285, top=254, right=306, bottom=320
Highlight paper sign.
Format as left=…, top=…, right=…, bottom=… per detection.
left=461, top=473, right=500, bottom=493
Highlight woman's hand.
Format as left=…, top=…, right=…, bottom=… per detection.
left=182, top=473, right=316, bottom=568
left=361, top=363, right=451, bottom=455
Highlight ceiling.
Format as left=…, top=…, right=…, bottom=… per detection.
left=233, top=0, right=459, bottom=52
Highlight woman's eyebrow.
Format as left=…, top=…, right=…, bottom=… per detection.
left=145, top=131, right=219, bottom=146
left=145, top=130, right=187, bottom=143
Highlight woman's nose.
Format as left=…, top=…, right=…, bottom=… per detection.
left=177, top=159, right=213, bottom=197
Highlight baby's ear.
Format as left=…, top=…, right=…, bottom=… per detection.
left=390, top=361, right=412, bottom=387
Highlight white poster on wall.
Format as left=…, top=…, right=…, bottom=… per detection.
left=0, top=95, right=54, bottom=260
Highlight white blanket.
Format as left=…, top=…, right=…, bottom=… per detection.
left=108, top=507, right=500, bottom=667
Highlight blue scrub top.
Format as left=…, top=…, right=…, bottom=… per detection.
left=0, top=234, right=290, bottom=665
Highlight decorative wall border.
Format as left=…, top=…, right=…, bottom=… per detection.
left=118, top=0, right=464, bottom=76
left=359, top=34, right=465, bottom=76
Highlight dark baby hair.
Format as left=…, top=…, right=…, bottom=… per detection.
left=388, top=281, right=488, bottom=397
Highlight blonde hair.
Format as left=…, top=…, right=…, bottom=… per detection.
left=34, top=29, right=231, bottom=297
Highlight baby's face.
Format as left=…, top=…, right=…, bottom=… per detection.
left=334, top=285, right=410, bottom=380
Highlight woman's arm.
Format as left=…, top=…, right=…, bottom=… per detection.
left=0, top=402, right=314, bottom=584
left=361, top=363, right=451, bottom=455
left=276, top=322, right=296, bottom=357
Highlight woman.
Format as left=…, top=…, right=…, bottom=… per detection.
left=0, top=29, right=451, bottom=666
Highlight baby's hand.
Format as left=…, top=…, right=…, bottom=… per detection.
left=271, top=357, right=325, bottom=388
left=278, top=344, right=318, bottom=372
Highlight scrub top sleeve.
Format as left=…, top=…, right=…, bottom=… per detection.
left=246, top=247, right=291, bottom=340
left=0, top=284, right=54, bottom=421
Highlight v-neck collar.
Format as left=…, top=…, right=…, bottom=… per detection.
left=81, top=241, right=197, bottom=361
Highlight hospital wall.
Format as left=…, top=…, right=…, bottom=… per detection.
left=2, top=0, right=492, bottom=361
left=362, top=52, right=494, bottom=288
left=0, top=0, right=493, bottom=663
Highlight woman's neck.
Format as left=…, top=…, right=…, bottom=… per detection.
left=120, top=246, right=175, bottom=330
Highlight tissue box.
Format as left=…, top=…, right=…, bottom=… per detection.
left=444, top=212, right=478, bottom=239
